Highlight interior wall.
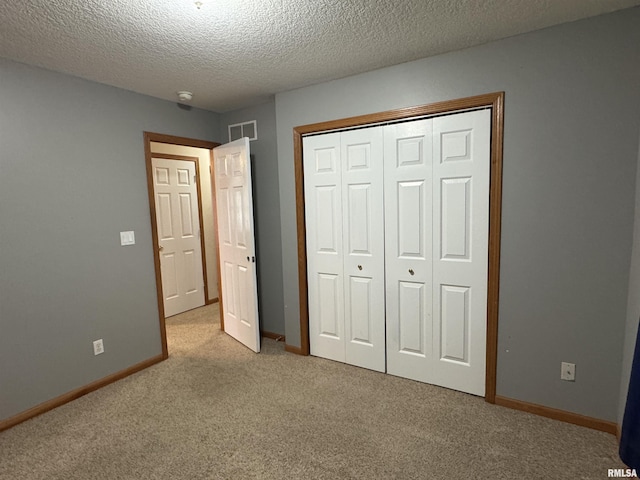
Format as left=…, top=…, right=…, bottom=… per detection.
left=275, top=7, right=640, bottom=421
left=0, top=58, right=220, bottom=422
left=219, top=100, right=285, bottom=335
left=149, top=142, right=218, bottom=302
left=619, top=129, right=640, bottom=425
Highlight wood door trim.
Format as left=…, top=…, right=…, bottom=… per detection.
left=147, top=133, right=219, bottom=150
left=144, top=132, right=220, bottom=358
left=292, top=92, right=505, bottom=404
left=261, top=330, right=286, bottom=342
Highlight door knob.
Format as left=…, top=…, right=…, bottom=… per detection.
left=357, top=265, right=362, bottom=270
left=159, top=245, right=164, bottom=252
left=409, top=268, right=414, bottom=276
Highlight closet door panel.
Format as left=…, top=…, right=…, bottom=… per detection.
left=304, top=133, right=346, bottom=362
left=342, top=127, right=385, bottom=372
left=432, top=109, right=491, bottom=396
left=384, top=120, right=434, bottom=383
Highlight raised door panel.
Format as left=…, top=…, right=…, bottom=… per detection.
left=161, top=253, right=178, bottom=300
left=384, top=120, right=433, bottom=383
left=183, top=249, right=199, bottom=294
left=341, top=127, right=385, bottom=372
left=432, top=109, right=490, bottom=396
left=303, top=133, right=345, bottom=362
left=440, top=285, right=470, bottom=364
left=318, top=273, right=341, bottom=338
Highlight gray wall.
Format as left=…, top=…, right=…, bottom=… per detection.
left=0, top=59, right=220, bottom=421
left=276, top=8, right=640, bottom=421
left=619, top=130, right=640, bottom=424
left=219, top=101, right=285, bottom=335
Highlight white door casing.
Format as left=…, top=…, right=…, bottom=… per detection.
left=152, top=157, right=205, bottom=317
left=213, top=138, right=261, bottom=353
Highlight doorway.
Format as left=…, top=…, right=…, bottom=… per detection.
left=293, top=92, right=504, bottom=402
left=144, top=132, right=220, bottom=358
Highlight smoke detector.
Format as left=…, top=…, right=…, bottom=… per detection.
left=177, top=91, right=193, bottom=102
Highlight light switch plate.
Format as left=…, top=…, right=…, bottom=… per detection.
left=120, top=231, right=135, bottom=246
left=561, top=362, right=576, bottom=381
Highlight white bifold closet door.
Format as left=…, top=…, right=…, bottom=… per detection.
left=385, top=109, right=490, bottom=396
left=303, top=128, right=386, bottom=372
left=304, top=109, right=491, bottom=396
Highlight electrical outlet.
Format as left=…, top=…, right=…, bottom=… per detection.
left=93, top=339, right=104, bottom=356
left=561, top=362, right=575, bottom=381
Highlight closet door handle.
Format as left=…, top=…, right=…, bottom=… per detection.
left=357, top=265, right=362, bottom=271
left=409, top=268, right=414, bottom=276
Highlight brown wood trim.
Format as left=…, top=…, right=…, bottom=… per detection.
left=0, top=354, right=164, bottom=432
left=149, top=152, right=199, bottom=161
left=144, top=132, right=221, bottom=352
left=144, top=132, right=169, bottom=359
left=494, top=395, right=617, bottom=435
left=193, top=155, right=210, bottom=305
left=262, top=330, right=286, bottom=342
left=206, top=297, right=220, bottom=305
left=293, top=92, right=505, bottom=398
left=210, top=149, right=225, bottom=331
left=285, top=343, right=305, bottom=355
left=145, top=132, right=218, bottom=150
left=294, top=92, right=505, bottom=136
left=485, top=92, right=505, bottom=404
left=294, top=128, right=310, bottom=355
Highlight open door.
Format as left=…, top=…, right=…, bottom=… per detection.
left=213, top=138, right=260, bottom=352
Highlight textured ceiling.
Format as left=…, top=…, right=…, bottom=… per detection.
left=1, top=0, right=639, bottom=112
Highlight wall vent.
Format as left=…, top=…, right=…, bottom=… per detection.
left=228, top=120, right=257, bottom=142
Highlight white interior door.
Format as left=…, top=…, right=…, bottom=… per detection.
left=341, top=128, right=385, bottom=372
left=384, top=119, right=434, bottom=383
left=384, top=110, right=490, bottom=396
left=213, top=138, right=260, bottom=353
left=304, top=132, right=345, bottom=362
left=304, top=128, right=386, bottom=371
left=152, top=157, right=205, bottom=317
left=431, top=109, right=490, bottom=395
left=304, top=109, right=490, bottom=396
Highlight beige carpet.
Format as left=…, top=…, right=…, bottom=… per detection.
left=0, top=304, right=626, bottom=479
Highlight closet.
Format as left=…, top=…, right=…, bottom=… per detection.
left=303, top=109, right=491, bottom=396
